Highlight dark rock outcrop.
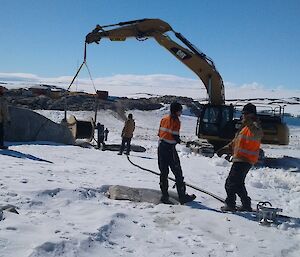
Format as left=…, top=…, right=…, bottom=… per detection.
left=4, top=88, right=201, bottom=116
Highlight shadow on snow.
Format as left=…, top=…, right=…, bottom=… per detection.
left=260, top=156, right=300, bottom=172
left=0, top=149, right=53, bottom=163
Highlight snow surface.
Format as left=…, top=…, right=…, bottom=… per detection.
left=0, top=108, right=300, bottom=257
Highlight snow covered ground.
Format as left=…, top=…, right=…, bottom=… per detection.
left=0, top=107, right=299, bottom=257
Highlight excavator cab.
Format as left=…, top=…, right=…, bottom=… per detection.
left=196, top=103, right=289, bottom=151
left=196, top=104, right=237, bottom=150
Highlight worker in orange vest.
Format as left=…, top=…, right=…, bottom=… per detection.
left=158, top=102, right=196, bottom=205
left=217, top=103, right=263, bottom=212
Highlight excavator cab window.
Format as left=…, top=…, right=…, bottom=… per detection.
left=201, top=107, right=220, bottom=135
left=197, top=105, right=235, bottom=138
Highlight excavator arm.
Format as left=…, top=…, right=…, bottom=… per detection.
left=86, top=18, right=225, bottom=105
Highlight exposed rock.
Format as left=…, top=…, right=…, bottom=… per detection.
left=107, top=185, right=180, bottom=205
left=4, top=88, right=200, bottom=116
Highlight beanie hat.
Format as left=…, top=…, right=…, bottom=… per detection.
left=242, top=103, right=257, bottom=115
left=170, top=102, right=183, bottom=114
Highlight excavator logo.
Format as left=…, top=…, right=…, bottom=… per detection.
left=171, top=47, right=191, bottom=60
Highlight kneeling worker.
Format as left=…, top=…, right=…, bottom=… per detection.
left=158, top=102, right=196, bottom=204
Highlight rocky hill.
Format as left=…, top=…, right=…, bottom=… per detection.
left=4, top=87, right=299, bottom=119
left=4, top=88, right=202, bottom=118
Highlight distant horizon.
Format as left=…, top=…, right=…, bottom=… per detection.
left=0, top=71, right=299, bottom=96
left=2, top=71, right=300, bottom=117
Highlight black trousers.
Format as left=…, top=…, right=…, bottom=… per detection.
left=0, top=122, right=4, bottom=146
left=158, top=141, right=185, bottom=198
left=119, top=137, right=132, bottom=154
left=225, top=162, right=252, bottom=208
left=97, top=136, right=106, bottom=149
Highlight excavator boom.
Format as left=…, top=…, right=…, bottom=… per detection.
left=86, top=19, right=172, bottom=43
left=86, top=18, right=225, bottom=105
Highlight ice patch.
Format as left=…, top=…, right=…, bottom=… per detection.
left=37, top=188, right=61, bottom=198
left=29, top=240, right=77, bottom=257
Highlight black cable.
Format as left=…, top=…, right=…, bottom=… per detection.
left=126, top=156, right=293, bottom=219
left=126, top=155, right=226, bottom=203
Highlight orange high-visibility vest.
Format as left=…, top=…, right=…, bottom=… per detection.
left=233, top=126, right=261, bottom=164
left=158, top=115, right=180, bottom=144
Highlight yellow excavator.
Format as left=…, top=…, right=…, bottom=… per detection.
left=85, top=18, right=289, bottom=151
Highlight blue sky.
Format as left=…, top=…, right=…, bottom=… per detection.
left=1, top=0, right=299, bottom=90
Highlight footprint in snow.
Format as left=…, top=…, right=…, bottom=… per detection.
left=153, top=215, right=180, bottom=227
left=6, top=192, right=18, bottom=197
left=6, top=227, right=17, bottom=231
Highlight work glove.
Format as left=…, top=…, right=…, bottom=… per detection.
left=173, top=135, right=181, bottom=144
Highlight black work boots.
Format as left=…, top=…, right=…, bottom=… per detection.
left=160, top=195, right=174, bottom=205
left=236, top=205, right=253, bottom=212
left=179, top=193, right=196, bottom=205
left=160, top=193, right=196, bottom=205
left=220, top=204, right=236, bottom=212
left=220, top=204, right=253, bottom=212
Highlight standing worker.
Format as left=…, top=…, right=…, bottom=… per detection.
left=0, top=87, right=10, bottom=149
left=217, top=103, right=263, bottom=212
left=104, top=128, right=109, bottom=141
left=158, top=102, right=196, bottom=205
left=96, top=122, right=106, bottom=150
left=118, top=113, right=135, bottom=155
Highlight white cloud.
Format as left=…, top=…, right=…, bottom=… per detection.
left=0, top=72, right=299, bottom=100
left=0, top=72, right=40, bottom=82
left=225, top=82, right=299, bottom=100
